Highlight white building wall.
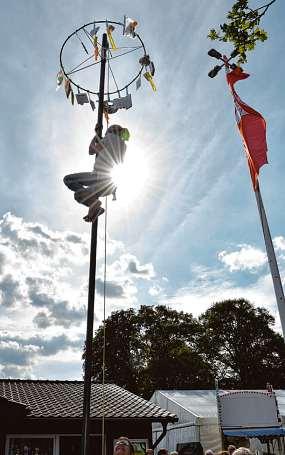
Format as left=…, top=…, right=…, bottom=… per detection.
left=199, top=417, right=222, bottom=453
left=153, top=423, right=199, bottom=453
left=152, top=391, right=197, bottom=427
left=151, top=392, right=199, bottom=453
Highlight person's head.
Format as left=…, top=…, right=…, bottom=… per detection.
left=114, top=437, right=134, bottom=455
left=107, top=125, right=130, bottom=141
left=158, top=449, right=169, bottom=455
left=228, top=446, right=236, bottom=455
left=146, top=450, right=154, bottom=455
left=232, top=449, right=252, bottom=455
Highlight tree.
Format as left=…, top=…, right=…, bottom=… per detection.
left=89, top=305, right=213, bottom=397
left=197, top=298, right=285, bottom=388
left=208, top=0, right=277, bottom=63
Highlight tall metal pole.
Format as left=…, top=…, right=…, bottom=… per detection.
left=215, top=379, right=225, bottom=450
left=255, top=183, right=285, bottom=338
left=81, top=33, right=108, bottom=455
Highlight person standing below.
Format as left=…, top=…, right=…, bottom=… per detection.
left=158, top=449, right=169, bottom=455
left=113, top=437, right=134, bottom=455
left=227, top=446, right=236, bottom=455
left=232, top=449, right=252, bottom=455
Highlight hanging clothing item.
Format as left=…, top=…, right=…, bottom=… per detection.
left=226, top=65, right=268, bottom=189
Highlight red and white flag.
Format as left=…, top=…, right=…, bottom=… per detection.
left=226, top=66, right=268, bottom=189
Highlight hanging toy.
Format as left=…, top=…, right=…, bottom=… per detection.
left=123, top=16, right=138, bottom=38
left=56, top=69, right=64, bottom=90
left=139, top=55, right=151, bottom=66
left=144, top=72, right=157, bottom=91
left=139, top=54, right=155, bottom=77
left=106, top=24, right=117, bottom=50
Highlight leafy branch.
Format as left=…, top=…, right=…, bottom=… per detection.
left=208, top=0, right=277, bottom=63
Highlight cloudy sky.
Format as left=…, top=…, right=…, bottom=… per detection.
left=1, top=0, right=285, bottom=379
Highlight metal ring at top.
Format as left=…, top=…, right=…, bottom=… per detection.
left=59, top=20, right=147, bottom=97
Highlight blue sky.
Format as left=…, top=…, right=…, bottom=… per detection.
left=1, top=0, right=285, bottom=379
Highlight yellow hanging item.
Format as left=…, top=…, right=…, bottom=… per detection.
left=144, top=72, right=157, bottom=91
left=107, top=25, right=117, bottom=50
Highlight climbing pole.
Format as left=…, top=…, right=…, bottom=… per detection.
left=58, top=17, right=156, bottom=455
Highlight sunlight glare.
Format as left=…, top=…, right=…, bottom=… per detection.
left=111, top=147, right=149, bottom=205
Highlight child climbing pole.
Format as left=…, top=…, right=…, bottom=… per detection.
left=63, top=124, right=130, bottom=222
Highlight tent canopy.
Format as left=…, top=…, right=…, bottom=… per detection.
left=223, top=427, right=285, bottom=437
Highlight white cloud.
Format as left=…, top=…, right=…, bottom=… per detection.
left=274, top=236, right=285, bottom=252
left=148, top=284, right=162, bottom=296
left=0, top=212, right=159, bottom=378
left=159, top=263, right=283, bottom=334
left=218, top=244, right=267, bottom=272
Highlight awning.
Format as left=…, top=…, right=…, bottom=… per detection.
left=223, top=427, right=285, bottom=437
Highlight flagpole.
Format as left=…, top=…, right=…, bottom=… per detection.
left=254, top=182, right=285, bottom=337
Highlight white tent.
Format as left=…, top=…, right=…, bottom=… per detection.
left=150, top=390, right=285, bottom=453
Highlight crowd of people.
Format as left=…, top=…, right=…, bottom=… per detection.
left=113, top=437, right=254, bottom=455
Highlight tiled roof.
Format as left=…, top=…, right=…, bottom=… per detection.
left=0, top=380, right=177, bottom=422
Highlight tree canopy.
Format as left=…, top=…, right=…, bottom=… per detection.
left=197, top=299, right=285, bottom=388
left=89, top=305, right=213, bottom=397
left=87, top=299, right=285, bottom=398
left=208, top=0, right=277, bottom=63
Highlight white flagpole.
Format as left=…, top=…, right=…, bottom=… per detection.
left=255, top=182, right=285, bottom=337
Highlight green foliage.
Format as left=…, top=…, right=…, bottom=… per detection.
left=89, top=305, right=213, bottom=398
left=208, top=0, right=276, bottom=63
left=86, top=300, right=285, bottom=398
left=197, top=299, right=285, bottom=388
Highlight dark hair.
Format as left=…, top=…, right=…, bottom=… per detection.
left=158, top=450, right=168, bottom=455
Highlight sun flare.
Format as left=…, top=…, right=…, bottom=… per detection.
left=111, top=146, right=149, bottom=205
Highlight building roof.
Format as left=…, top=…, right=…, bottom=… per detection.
left=0, top=380, right=177, bottom=422
left=154, top=390, right=285, bottom=419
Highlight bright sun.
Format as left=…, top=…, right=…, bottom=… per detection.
left=111, top=146, right=149, bottom=205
